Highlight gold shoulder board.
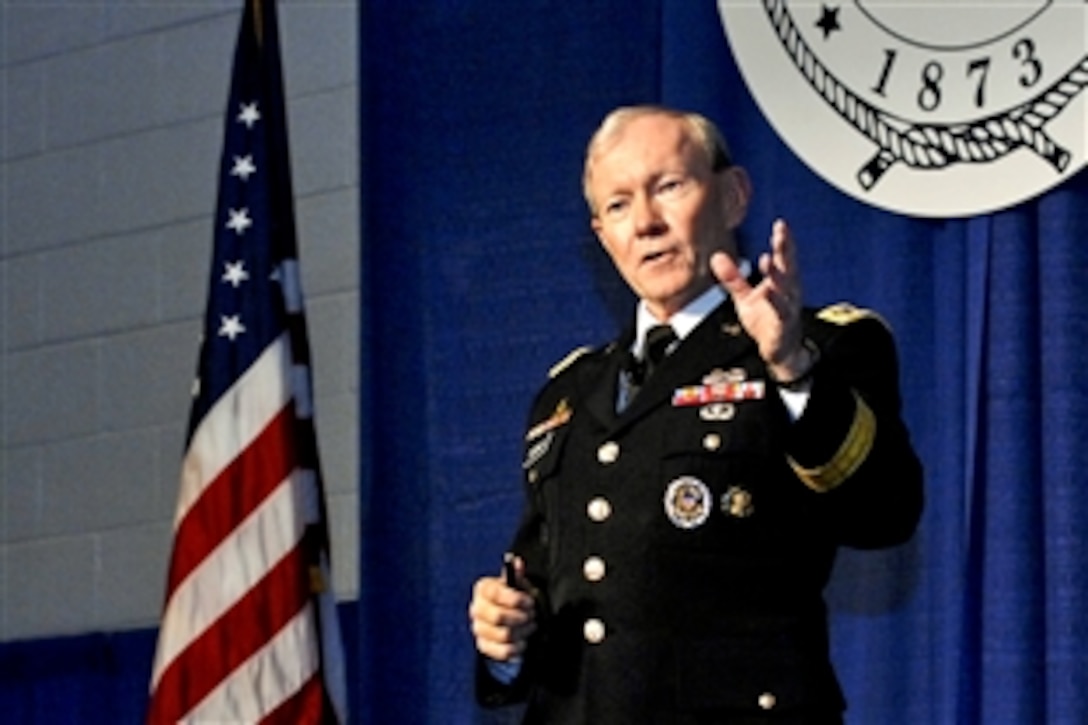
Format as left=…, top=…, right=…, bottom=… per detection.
left=548, top=346, right=593, bottom=379
left=817, top=302, right=889, bottom=329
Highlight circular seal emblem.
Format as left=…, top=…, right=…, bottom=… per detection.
left=718, top=1, right=1088, bottom=217
left=663, top=476, right=713, bottom=529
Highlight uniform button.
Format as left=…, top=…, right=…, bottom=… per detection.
left=583, top=618, right=606, bottom=644
left=597, top=441, right=620, bottom=464
left=587, top=497, right=612, bottom=522
left=583, top=556, right=606, bottom=582
left=758, top=692, right=777, bottom=710
left=527, top=468, right=539, bottom=484
left=702, top=432, right=722, bottom=451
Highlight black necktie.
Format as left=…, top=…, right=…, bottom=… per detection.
left=642, top=324, right=677, bottom=382
left=623, top=324, right=677, bottom=410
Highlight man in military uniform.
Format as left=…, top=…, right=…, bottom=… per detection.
left=468, top=105, right=924, bottom=724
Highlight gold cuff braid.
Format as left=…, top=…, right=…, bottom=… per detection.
left=789, top=390, right=875, bottom=492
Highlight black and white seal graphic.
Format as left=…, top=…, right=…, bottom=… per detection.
left=719, top=0, right=1087, bottom=218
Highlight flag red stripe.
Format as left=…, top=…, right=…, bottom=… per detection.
left=148, top=541, right=310, bottom=723
left=166, top=404, right=297, bottom=594
left=260, top=672, right=326, bottom=725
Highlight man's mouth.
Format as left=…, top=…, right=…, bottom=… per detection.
left=641, top=248, right=673, bottom=265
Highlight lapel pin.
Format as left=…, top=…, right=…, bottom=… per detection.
left=722, top=322, right=743, bottom=337
left=722, top=485, right=755, bottom=518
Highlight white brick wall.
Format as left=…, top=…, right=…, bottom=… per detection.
left=0, top=0, right=359, bottom=640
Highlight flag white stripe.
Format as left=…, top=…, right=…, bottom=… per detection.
left=151, top=469, right=308, bottom=687
left=176, top=334, right=292, bottom=527
left=184, top=603, right=320, bottom=723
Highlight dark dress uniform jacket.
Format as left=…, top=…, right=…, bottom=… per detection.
left=478, top=299, right=924, bottom=724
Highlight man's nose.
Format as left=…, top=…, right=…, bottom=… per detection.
left=632, top=195, right=665, bottom=236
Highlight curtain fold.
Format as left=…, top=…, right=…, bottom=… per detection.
left=958, top=216, right=991, bottom=725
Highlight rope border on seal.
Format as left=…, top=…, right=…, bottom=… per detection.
left=762, top=0, right=1088, bottom=190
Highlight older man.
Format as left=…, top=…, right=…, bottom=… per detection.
left=468, top=105, right=923, bottom=724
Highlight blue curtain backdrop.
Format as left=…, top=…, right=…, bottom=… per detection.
left=358, top=2, right=1088, bottom=725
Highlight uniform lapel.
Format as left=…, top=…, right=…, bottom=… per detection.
left=616, top=300, right=756, bottom=429
left=580, top=339, right=631, bottom=428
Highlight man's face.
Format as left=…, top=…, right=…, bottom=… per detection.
left=588, top=114, right=748, bottom=320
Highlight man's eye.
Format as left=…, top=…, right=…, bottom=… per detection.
left=658, top=178, right=686, bottom=195
left=605, top=199, right=629, bottom=216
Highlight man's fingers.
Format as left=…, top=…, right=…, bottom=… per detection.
left=474, top=600, right=533, bottom=629
left=469, top=577, right=537, bottom=660
left=470, top=578, right=532, bottom=618
left=471, top=614, right=536, bottom=643
left=769, top=219, right=801, bottom=291
left=771, top=218, right=796, bottom=263
left=760, top=240, right=802, bottom=315
left=475, top=631, right=532, bottom=662
left=759, top=259, right=792, bottom=298
left=711, top=250, right=750, bottom=298
left=765, top=230, right=796, bottom=278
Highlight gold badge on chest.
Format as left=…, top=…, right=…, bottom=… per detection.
left=722, top=485, right=755, bottom=518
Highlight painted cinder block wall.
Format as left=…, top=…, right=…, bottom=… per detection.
left=0, top=0, right=359, bottom=641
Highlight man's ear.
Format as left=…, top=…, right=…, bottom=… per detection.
left=591, top=216, right=606, bottom=246
left=721, top=166, right=752, bottom=229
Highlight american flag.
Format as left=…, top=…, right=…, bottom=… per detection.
left=146, top=1, right=348, bottom=722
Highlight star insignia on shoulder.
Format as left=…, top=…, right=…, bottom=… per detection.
left=817, top=302, right=889, bottom=330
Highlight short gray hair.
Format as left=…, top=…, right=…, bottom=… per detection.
left=582, top=105, right=732, bottom=215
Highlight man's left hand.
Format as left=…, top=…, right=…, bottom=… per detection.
left=711, top=218, right=813, bottom=383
